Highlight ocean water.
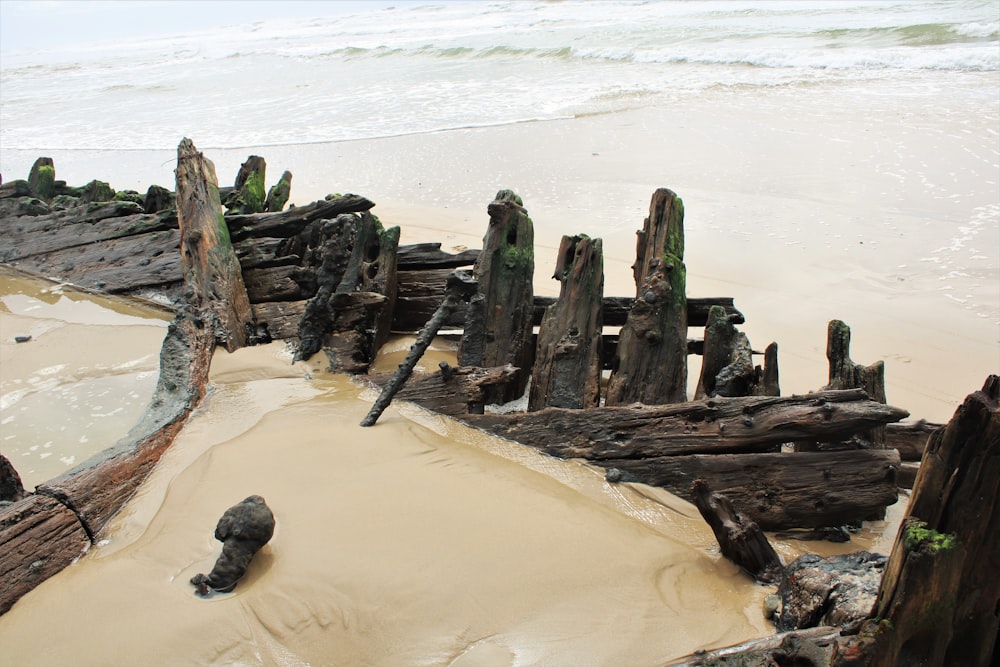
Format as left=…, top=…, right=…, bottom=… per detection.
left=1, top=0, right=997, bottom=152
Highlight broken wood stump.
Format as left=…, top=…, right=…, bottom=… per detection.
left=224, top=155, right=267, bottom=215
left=692, top=480, right=783, bottom=584
left=695, top=305, right=778, bottom=399
left=606, top=187, right=688, bottom=406
left=265, top=170, right=292, bottom=213
left=458, top=190, right=535, bottom=404
left=528, top=234, right=604, bottom=411
left=825, top=319, right=887, bottom=448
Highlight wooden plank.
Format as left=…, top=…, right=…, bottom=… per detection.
left=0, top=494, right=91, bottom=614
left=460, top=389, right=909, bottom=460
left=604, top=449, right=902, bottom=531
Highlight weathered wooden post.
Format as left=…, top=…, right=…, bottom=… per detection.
left=826, top=319, right=887, bottom=447
left=458, top=190, right=535, bottom=404
left=606, top=187, right=688, bottom=405
left=175, top=138, right=254, bottom=351
left=224, top=155, right=267, bottom=214
left=528, top=234, right=604, bottom=411
left=835, top=375, right=1000, bottom=667
left=265, top=170, right=292, bottom=213
left=361, top=270, right=478, bottom=427
left=295, top=212, right=400, bottom=373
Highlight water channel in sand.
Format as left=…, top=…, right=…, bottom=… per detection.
left=0, top=269, right=906, bottom=665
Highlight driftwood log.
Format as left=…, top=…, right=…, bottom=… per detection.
left=0, top=139, right=245, bottom=614
left=606, top=187, right=688, bottom=405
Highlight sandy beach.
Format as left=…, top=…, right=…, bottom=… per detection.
left=0, top=274, right=907, bottom=665
left=1, top=2, right=997, bottom=663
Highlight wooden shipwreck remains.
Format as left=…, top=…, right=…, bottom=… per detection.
left=668, top=375, right=999, bottom=667
left=1, top=151, right=936, bottom=619
left=1, top=140, right=249, bottom=613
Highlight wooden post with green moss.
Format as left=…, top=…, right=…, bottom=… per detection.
left=835, top=375, right=1000, bottom=667
left=265, top=170, right=292, bottom=212
left=175, top=137, right=254, bottom=351
left=528, top=234, right=604, bottom=411
left=27, top=157, right=55, bottom=202
left=225, top=155, right=267, bottom=214
left=458, top=189, right=535, bottom=404
left=606, top=187, right=687, bottom=405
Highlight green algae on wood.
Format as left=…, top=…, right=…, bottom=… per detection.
left=605, top=187, right=688, bottom=406
left=458, top=189, right=536, bottom=404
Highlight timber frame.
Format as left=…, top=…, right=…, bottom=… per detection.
left=2, top=147, right=992, bottom=667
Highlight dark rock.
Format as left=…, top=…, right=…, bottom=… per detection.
left=775, top=550, right=886, bottom=632
left=14, top=335, right=32, bottom=343
left=190, top=495, right=275, bottom=596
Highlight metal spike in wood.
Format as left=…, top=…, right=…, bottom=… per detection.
left=360, top=270, right=478, bottom=427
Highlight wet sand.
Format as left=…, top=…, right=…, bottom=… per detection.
left=0, top=272, right=908, bottom=666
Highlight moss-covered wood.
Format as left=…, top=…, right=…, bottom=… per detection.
left=458, top=189, right=535, bottom=404
left=224, top=155, right=267, bottom=214
left=264, top=169, right=292, bottom=213
left=529, top=234, right=604, bottom=411
left=27, top=157, right=55, bottom=202
left=606, top=187, right=688, bottom=405
left=175, top=138, right=254, bottom=351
